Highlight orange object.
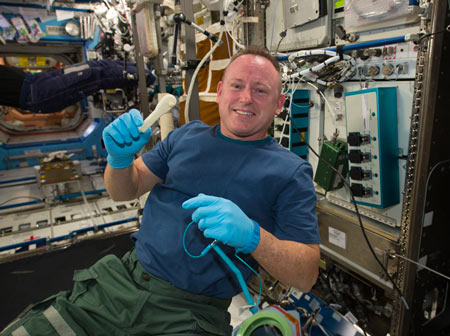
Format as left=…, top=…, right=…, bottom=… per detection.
left=3, top=104, right=79, bottom=128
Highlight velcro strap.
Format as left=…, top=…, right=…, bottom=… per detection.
left=12, top=326, right=30, bottom=336
left=43, top=306, right=76, bottom=336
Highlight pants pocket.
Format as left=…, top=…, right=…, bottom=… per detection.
left=69, top=254, right=151, bottom=329
left=69, top=268, right=98, bottom=303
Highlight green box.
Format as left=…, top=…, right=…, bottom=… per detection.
left=314, top=140, right=348, bottom=192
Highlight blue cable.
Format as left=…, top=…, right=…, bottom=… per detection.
left=327, top=36, right=407, bottom=52
left=183, top=221, right=215, bottom=258
left=276, top=35, right=409, bottom=61
left=212, top=244, right=259, bottom=314
left=183, top=221, right=262, bottom=314
left=233, top=251, right=263, bottom=313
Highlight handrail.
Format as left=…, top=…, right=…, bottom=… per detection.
left=0, top=217, right=138, bottom=252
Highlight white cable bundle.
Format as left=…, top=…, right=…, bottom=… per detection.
left=284, top=50, right=356, bottom=87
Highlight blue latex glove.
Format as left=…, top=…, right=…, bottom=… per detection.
left=182, top=193, right=260, bottom=254
left=102, top=109, right=151, bottom=169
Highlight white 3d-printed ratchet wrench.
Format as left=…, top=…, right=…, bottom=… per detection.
left=138, top=94, right=177, bottom=133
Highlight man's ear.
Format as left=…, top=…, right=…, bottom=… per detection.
left=275, top=93, right=286, bottom=116
left=216, top=81, right=223, bottom=104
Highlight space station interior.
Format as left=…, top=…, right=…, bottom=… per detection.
left=0, top=0, right=450, bottom=335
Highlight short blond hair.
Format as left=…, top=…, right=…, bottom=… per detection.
left=227, top=45, right=280, bottom=72
left=222, top=46, right=282, bottom=92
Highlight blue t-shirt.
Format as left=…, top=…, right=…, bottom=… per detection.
left=133, top=121, right=320, bottom=298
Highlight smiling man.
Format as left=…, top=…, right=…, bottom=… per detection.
left=2, top=46, right=320, bottom=336
left=216, top=50, right=285, bottom=141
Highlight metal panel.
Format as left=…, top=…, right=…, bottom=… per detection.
left=282, top=0, right=321, bottom=29
left=394, top=0, right=450, bottom=334
left=265, top=0, right=332, bottom=52
left=317, top=200, right=400, bottom=292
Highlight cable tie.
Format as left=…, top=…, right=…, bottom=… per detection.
left=336, top=45, right=344, bottom=60
left=239, top=304, right=257, bottom=315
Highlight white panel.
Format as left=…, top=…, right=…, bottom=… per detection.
left=265, top=0, right=331, bottom=52
left=344, top=0, right=419, bottom=33
left=282, top=0, right=321, bottom=29
left=346, top=91, right=382, bottom=205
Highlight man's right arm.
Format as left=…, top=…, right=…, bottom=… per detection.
left=102, top=109, right=163, bottom=201
left=104, top=157, right=163, bottom=201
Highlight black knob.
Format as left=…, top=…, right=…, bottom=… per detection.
left=350, top=167, right=371, bottom=180
left=350, top=183, right=372, bottom=197
left=347, top=132, right=370, bottom=146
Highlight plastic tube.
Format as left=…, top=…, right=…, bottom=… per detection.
left=212, top=244, right=258, bottom=314
left=184, top=1, right=225, bottom=123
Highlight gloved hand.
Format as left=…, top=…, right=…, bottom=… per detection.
left=102, top=109, right=151, bottom=169
left=182, top=193, right=260, bottom=254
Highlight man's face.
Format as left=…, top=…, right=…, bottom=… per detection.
left=216, top=54, right=285, bottom=141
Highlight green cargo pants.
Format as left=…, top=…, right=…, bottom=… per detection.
left=1, top=248, right=232, bottom=336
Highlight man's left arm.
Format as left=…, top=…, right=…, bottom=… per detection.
left=182, top=193, right=320, bottom=292
left=252, top=228, right=320, bottom=293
